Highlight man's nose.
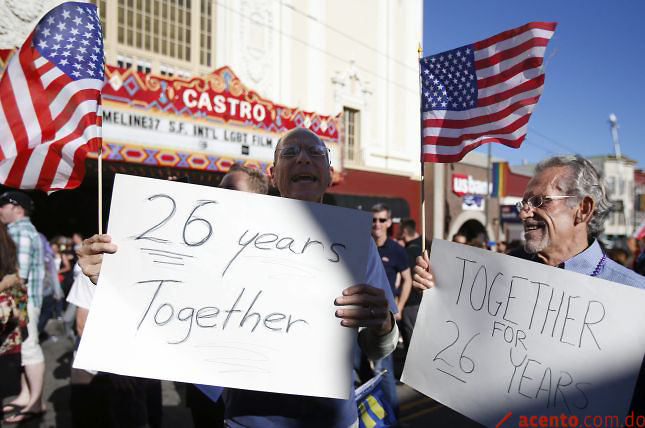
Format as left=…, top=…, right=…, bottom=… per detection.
left=518, top=206, right=532, bottom=220
left=295, top=148, right=312, bottom=163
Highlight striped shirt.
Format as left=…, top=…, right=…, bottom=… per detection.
left=7, top=217, right=44, bottom=307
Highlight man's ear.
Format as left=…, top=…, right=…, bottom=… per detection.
left=325, top=166, right=334, bottom=188
left=268, top=164, right=277, bottom=187
left=576, top=195, right=595, bottom=225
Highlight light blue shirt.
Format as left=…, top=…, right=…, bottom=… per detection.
left=564, top=240, right=645, bottom=290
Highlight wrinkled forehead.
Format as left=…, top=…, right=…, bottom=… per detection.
left=524, top=166, right=569, bottom=197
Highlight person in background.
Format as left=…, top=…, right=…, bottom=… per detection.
left=452, top=233, right=467, bottom=244
left=467, top=234, right=488, bottom=249
left=37, top=234, right=64, bottom=340
left=0, top=191, right=46, bottom=424
left=185, top=164, right=269, bottom=428
left=398, top=218, right=424, bottom=353
left=368, top=203, right=411, bottom=420
left=607, top=247, right=629, bottom=267
left=626, top=236, right=641, bottom=270
left=0, top=224, right=27, bottom=421
left=71, top=233, right=83, bottom=254
left=219, top=163, right=269, bottom=194
left=496, top=241, right=508, bottom=254
left=67, top=271, right=162, bottom=428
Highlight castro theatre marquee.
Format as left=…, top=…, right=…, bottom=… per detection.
left=96, top=65, right=341, bottom=175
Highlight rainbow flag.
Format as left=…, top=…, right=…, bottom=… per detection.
left=491, top=162, right=508, bottom=198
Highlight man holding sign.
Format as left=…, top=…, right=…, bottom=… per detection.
left=411, top=155, right=644, bottom=422
left=413, top=155, right=644, bottom=296
left=78, top=128, right=399, bottom=427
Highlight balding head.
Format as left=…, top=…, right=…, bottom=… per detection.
left=269, top=128, right=332, bottom=202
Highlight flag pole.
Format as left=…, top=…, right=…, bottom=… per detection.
left=418, top=42, right=426, bottom=254
left=98, top=143, right=103, bottom=234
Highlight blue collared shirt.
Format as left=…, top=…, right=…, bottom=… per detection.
left=563, top=240, right=645, bottom=290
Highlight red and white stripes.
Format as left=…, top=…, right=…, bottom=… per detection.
left=0, top=36, right=102, bottom=191
left=422, top=22, right=556, bottom=163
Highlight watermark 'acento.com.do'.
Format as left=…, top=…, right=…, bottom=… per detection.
left=496, top=411, right=645, bottom=427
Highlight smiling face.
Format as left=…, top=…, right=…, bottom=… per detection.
left=519, top=166, right=579, bottom=255
left=269, top=128, right=332, bottom=202
left=371, top=209, right=391, bottom=241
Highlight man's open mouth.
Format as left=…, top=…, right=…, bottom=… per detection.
left=524, top=221, right=545, bottom=233
left=291, top=174, right=318, bottom=183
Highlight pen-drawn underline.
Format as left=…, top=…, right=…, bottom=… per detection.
left=140, top=247, right=195, bottom=258
left=147, top=252, right=183, bottom=259
left=153, top=260, right=185, bottom=266
left=436, top=368, right=466, bottom=384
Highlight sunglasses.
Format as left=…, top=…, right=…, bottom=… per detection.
left=372, top=218, right=388, bottom=223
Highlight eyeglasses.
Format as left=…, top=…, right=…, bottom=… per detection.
left=373, top=218, right=388, bottom=223
left=278, top=145, right=330, bottom=159
left=515, top=195, right=575, bottom=212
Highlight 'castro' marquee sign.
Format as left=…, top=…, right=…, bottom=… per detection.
left=96, top=65, right=341, bottom=172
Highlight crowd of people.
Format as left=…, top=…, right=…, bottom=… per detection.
left=0, top=128, right=643, bottom=427
left=0, top=189, right=88, bottom=424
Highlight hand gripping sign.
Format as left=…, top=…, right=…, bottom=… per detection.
left=402, top=240, right=645, bottom=427
left=74, top=174, right=374, bottom=399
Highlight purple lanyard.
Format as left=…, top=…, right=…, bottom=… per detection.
left=591, top=254, right=606, bottom=277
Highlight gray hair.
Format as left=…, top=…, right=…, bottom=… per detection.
left=534, top=155, right=611, bottom=239
left=371, top=203, right=391, bottom=218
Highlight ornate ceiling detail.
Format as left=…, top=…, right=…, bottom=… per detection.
left=0, top=0, right=67, bottom=48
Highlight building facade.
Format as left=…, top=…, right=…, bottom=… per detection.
left=634, top=169, right=645, bottom=232
left=90, top=0, right=423, bottom=175
left=422, top=154, right=531, bottom=245
left=0, top=0, right=426, bottom=236
left=587, top=156, right=636, bottom=238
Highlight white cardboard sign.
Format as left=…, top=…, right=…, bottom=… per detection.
left=402, top=239, right=645, bottom=427
left=74, top=174, right=373, bottom=399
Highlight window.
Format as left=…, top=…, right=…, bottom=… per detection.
left=200, top=0, right=213, bottom=66
left=343, top=107, right=361, bottom=163
left=136, top=60, right=151, bottom=74
left=89, top=0, right=107, bottom=38
left=160, top=64, right=174, bottom=77
left=606, top=176, right=616, bottom=196
left=116, top=55, right=133, bottom=69
left=117, top=0, right=191, bottom=61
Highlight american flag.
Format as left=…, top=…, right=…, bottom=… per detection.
left=420, top=22, right=556, bottom=163
left=0, top=2, right=104, bottom=191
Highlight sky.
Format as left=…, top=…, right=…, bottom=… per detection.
left=423, top=0, right=645, bottom=169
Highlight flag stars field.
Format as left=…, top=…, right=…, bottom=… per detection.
left=0, top=2, right=104, bottom=190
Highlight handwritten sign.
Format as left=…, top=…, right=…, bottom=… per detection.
left=74, top=174, right=373, bottom=399
left=402, top=239, right=645, bottom=427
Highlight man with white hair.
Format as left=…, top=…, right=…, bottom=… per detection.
left=413, top=155, right=644, bottom=413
